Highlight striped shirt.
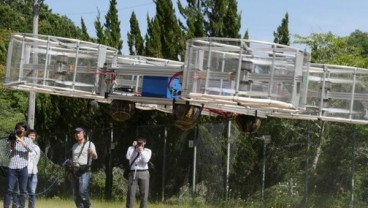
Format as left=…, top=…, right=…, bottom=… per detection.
left=6, top=137, right=34, bottom=169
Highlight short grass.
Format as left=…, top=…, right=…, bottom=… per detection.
left=0, top=198, right=216, bottom=208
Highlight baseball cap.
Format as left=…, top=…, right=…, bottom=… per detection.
left=75, top=127, right=85, bottom=132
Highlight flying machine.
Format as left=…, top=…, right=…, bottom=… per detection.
left=4, top=34, right=368, bottom=132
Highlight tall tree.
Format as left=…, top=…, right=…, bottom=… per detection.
left=127, top=11, right=144, bottom=55
left=178, top=0, right=205, bottom=39
left=243, top=29, right=249, bottom=39
left=153, top=0, right=184, bottom=60
left=204, top=0, right=227, bottom=37
left=273, top=12, right=290, bottom=45
left=194, top=0, right=241, bottom=38
left=104, top=0, right=122, bottom=53
left=223, top=0, right=241, bottom=38
left=80, top=17, right=90, bottom=41
left=347, top=30, right=368, bottom=58
left=145, top=15, right=162, bottom=58
left=94, top=10, right=106, bottom=45
left=243, top=29, right=249, bottom=47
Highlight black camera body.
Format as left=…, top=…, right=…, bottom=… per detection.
left=8, top=130, right=22, bottom=141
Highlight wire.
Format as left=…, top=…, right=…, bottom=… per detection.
left=57, top=2, right=154, bottom=16
left=35, top=176, right=61, bottom=196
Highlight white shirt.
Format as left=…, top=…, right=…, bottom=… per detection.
left=28, top=144, right=41, bottom=174
left=126, top=146, right=152, bottom=170
left=72, top=141, right=97, bottom=166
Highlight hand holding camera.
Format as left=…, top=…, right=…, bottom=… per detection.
left=133, top=140, right=144, bottom=153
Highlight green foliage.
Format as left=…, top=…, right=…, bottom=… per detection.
left=153, top=0, right=185, bottom=60
left=127, top=12, right=144, bottom=55
left=166, top=183, right=206, bottom=206
left=223, top=0, right=241, bottom=38
left=0, top=88, right=27, bottom=137
left=0, top=29, right=13, bottom=81
left=94, top=10, right=107, bottom=45
left=80, top=17, right=90, bottom=41
left=294, top=32, right=368, bottom=67
left=202, top=0, right=241, bottom=38
left=177, top=0, right=205, bottom=39
left=38, top=5, right=83, bottom=38
left=273, top=13, right=290, bottom=45
left=104, top=0, right=123, bottom=53
left=145, top=15, right=163, bottom=58
left=0, top=3, right=32, bottom=32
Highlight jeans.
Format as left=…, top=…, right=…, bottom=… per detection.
left=72, top=171, right=92, bottom=208
left=12, top=183, right=19, bottom=208
left=4, top=167, right=28, bottom=208
left=27, top=174, right=38, bottom=208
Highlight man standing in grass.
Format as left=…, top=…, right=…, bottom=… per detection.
left=71, top=127, right=97, bottom=208
left=126, top=136, right=152, bottom=208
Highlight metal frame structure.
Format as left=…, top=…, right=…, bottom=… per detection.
left=4, top=33, right=368, bottom=125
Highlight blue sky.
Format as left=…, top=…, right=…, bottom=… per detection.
left=46, top=0, right=368, bottom=54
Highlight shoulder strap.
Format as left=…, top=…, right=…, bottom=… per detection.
left=74, top=140, right=87, bottom=162
left=128, top=152, right=140, bottom=170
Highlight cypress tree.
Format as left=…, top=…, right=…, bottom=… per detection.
left=145, top=15, right=162, bottom=58
left=154, top=0, right=184, bottom=60
left=94, top=10, right=106, bottom=45
left=127, top=11, right=144, bottom=55
left=200, top=0, right=241, bottom=38
left=223, top=0, right=241, bottom=38
left=178, top=0, right=205, bottom=39
left=80, top=17, right=90, bottom=41
left=273, top=12, right=290, bottom=45
left=105, top=0, right=123, bottom=53
left=204, top=0, right=227, bottom=37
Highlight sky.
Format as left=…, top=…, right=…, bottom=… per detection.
left=45, top=0, right=368, bottom=55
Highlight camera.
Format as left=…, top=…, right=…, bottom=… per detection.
left=7, top=130, right=22, bottom=141
left=137, top=141, right=143, bottom=146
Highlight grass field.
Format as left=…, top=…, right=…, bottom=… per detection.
left=0, top=198, right=216, bottom=208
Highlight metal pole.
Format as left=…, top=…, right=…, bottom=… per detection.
left=350, top=125, right=356, bottom=208
left=255, top=135, right=270, bottom=202
left=161, top=127, right=167, bottom=202
left=304, top=125, right=310, bottom=208
left=192, top=126, right=198, bottom=196
left=225, top=120, right=231, bottom=200
left=28, top=0, right=41, bottom=129
left=105, top=123, right=113, bottom=199
left=261, top=139, right=266, bottom=202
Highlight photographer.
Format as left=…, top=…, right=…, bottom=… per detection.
left=71, top=127, right=97, bottom=208
left=125, top=136, right=152, bottom=208
left=3, top=122, right=34, bottom=208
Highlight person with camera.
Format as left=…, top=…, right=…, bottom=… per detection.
left=71, top=127, right=97, bottom=208
left=3, top=122, right=34, bottom=208
left=125, top=136, right=152, bottom=208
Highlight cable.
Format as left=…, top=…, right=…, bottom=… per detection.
left=35, top=176, right=61, bottom=196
